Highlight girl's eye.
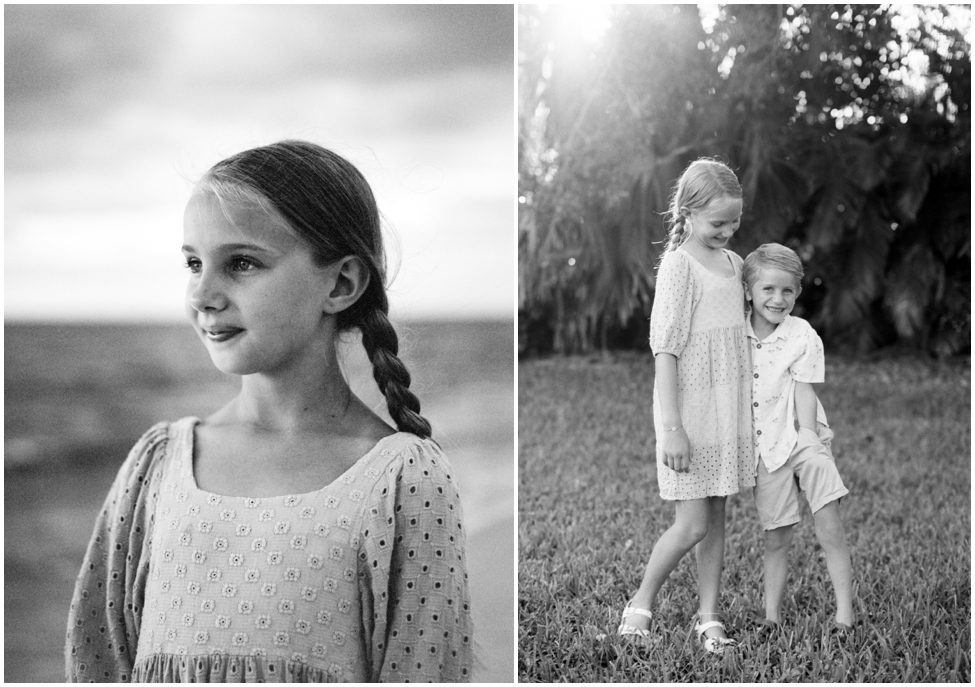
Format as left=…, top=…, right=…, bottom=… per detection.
left=230, top=256, right=258, bottom=272
left=184, top=257, right=202, bottom=274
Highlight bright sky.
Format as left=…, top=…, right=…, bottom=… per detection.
left=4, top=5, right=514, bottom=322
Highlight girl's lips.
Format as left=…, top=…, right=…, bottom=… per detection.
left=202, top=327, right=244, bottom=343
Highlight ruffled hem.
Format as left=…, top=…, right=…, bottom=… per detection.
left=132, top=653, right=348, bottom=683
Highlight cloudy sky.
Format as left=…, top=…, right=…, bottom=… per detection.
left=5, top=4, right=514, bottom=322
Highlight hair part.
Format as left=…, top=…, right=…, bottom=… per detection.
left=742, top=242, right=805, bottom=289
left=661, top=157, right=743, bottom=257
left=198, top=140, right=432, bottom=438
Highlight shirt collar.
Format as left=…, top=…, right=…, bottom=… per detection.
left=745, top=309, right=793, bottom=343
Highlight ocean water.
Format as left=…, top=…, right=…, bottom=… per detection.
left=4, top=320, right=514, bottom=682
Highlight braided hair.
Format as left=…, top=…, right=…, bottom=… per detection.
left=197, top=140, right=432, bottom=439
left=660, top=158, right=742, bottom=262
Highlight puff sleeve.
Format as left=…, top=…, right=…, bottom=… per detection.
left=65, top=423, right=169, bottom=682
left=790, top=320, right=826, bottom=384
left=359, top=439, right=473, bottom=682
left=649, top=250, right=700, bottom=357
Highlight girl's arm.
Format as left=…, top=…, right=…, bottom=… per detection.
left=794, top=381, right=819, bottom=432
left=655, top=353, right=691, bottom=472
left=361, top=442, right=473, bottom=682
left=65, top=424, right=167, bottom=682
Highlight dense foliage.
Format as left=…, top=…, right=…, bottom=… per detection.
left=519, top=4, right=970, bottom=356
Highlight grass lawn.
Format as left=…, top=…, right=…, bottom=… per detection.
left=518, top=352, right=970, bottom=682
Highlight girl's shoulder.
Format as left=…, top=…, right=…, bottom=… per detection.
left=724, top=249, right=744, bottom=269
left=363, top=433, right=458, bottom=496
left=660, top=247, right=692, bottom=268
left=119, top=418, right=186, bottom=473
left=368, top=432, right=450, bottom=475
left=657, top=248, right=696, bottom=281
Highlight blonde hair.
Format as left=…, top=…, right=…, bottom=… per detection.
left=742, top=242, right=804, bottom=289
left=663, top=158, right=742, bottom=253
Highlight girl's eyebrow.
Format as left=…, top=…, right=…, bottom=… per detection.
left=181, top=242, right=276, bottom=254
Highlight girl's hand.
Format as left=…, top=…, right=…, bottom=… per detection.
left=660, top=427, right=691, bottom=473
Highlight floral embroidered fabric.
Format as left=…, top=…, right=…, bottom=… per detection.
left=648, top=249, right=755, bottom=500
left=65, top=418, right=472, bottom=682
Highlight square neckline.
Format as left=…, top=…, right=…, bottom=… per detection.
left=677, top=247, right=739, bottom=279
left=176, top=417, right=412, bottom=501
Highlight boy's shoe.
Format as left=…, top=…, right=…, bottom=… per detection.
left=831, top=622, right=855, bottom=640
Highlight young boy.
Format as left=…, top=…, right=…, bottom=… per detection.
left=743, top=243, right=855, bottom=632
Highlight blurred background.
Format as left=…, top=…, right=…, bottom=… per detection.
left=517, top=5, right=970, bottom=681
left=5, top=5, right=514, bottom=682
left=519, top=4, right=969, bottom=357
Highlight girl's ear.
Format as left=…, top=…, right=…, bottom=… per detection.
left=322, top=256, right=371, bottom=315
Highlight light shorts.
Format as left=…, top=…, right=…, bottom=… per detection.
left=754, top=423, right=849, bottom=530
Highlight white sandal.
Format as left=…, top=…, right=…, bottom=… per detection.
left=617, top=602, right=653, bottom=639
left=694, top=614, right=738, bottom=655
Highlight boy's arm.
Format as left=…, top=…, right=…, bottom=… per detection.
left=794, top=381, right=819, bottom=431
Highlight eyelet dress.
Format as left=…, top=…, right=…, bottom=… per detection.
left=648, top=248, right=755, bottom=500
left=65, top=418, right=472, bottom=682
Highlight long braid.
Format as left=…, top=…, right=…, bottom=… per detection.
left=358, top=307, right=432, bottom=439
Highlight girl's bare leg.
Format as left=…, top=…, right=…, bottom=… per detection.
left=694, top=496, right=729, bottom=639
left=626, top=498, right=711, bottom=631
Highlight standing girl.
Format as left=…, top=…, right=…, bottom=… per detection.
left=66, top=140, right=473, bottom=682
left=617, top=159, right=753, bottom=653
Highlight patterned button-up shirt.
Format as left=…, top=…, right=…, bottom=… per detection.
left=746, top=314, right=829, bottom=472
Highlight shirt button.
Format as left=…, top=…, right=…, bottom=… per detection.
left=757, top=430, right=763, bottom=436
left=754, top=373, right=759, bottom=378
left=753, top=402, right=759, bottom=407
left=756, top=343, right=762, bottom=349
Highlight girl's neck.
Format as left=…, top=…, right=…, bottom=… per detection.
left=680, top=239, right=724, bottom=261
left=227, top=358, right=353, bottom=434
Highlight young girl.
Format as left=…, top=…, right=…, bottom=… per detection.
left=618, top=159, right=753, bottom=653
left=65, top=140, right=473, bottom=682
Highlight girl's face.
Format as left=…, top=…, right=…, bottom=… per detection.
left=685, top=195, right=742, bottom=250
left=746, top=266, right=800, bottom=333
left=182, top=192, right=335, bottom=377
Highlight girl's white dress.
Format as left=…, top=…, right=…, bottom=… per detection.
left=648, top=248, right=754, bottom=500
left=65, top=418, right=472, bottom=682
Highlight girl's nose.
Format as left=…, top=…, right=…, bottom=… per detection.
left=187, top=270, right=228, bottom=312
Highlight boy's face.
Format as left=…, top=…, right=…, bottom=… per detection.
left=746, top=266, right=800, bottom=332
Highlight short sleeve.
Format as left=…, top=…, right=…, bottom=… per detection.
left=649, top=250, right=699, bottom=357
left=790, top=321, right=826, bottom=383
left=359, top=439, right=473, bottom=682
left=65, top=423, right=169, bottom=683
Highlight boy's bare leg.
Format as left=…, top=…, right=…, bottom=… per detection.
left=812, top=500, right=855, bottom=626
left=763, top=524, right=794, bottom=623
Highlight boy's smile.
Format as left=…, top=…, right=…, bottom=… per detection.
left=746, top=266, right=800, bottom=338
